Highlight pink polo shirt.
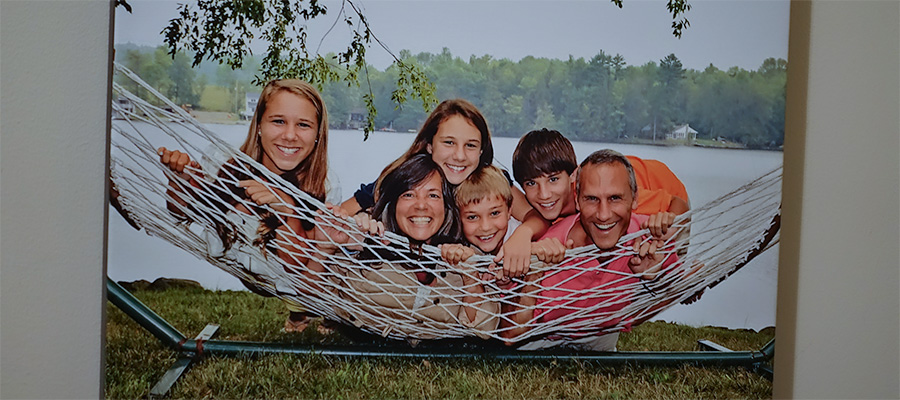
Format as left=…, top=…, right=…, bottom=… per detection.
left=535, top=213, right=676, bottom=333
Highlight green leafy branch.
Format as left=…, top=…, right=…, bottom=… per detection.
left=161, top=0, right=437, bottom=138
left=609, top=0, right=692, bottom=38
left=156, top=0, right=689, bottom=138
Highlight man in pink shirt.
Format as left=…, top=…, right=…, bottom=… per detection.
left=509, top=149, right=678, bottom=351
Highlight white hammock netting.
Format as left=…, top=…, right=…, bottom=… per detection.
left=109, top=63, right=782, bottom=345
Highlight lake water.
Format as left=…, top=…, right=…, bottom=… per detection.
left=108, top=125, right=783, bottom=330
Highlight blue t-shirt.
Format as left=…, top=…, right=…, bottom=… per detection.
left=353, top=181, right=378, bottom=211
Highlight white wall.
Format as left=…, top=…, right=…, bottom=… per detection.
left=0, top=1, right=897, bottom=399
left=773, top=2, right=899, bottom=398
left=0, top=1, right=111, bottom=398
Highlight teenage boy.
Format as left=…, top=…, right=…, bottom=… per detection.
left=506, top=149, right=678, bottom=351
left=496, top=129, right=578, bottom=278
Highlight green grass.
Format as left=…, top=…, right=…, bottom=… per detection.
left=106, top=287, right=774, bottom=399
left=692, top=138, right=748, bottom=149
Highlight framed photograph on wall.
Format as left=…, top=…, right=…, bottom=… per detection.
left=107, top=1, right=788, bottom=397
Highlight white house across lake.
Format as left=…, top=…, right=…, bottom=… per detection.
left=669, top=123, right=698, bottom=141
left=240, top=92, right=260, bottom=121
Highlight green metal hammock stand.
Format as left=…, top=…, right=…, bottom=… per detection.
left=107, top=275, right=774, bottom=397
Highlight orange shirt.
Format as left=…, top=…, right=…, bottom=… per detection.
left=626, top=156, right=689, bottom=215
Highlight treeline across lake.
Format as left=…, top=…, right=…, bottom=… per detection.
left=115, top=45, right=786, bottom=149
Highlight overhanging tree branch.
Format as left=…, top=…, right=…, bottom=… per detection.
left=161, top=0, right=437, bottom=138
left=156, top=0, right=690, bottom=138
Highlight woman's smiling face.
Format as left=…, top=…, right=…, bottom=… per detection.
left=394, top=171, right=446, bottom=241
left=258, top=90, right=318, bottom=173
left=426, top=115, right=482, bottom=185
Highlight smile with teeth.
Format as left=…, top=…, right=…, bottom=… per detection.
left=539, top=200, right=558, bottom=209
left=276, top=145, right=300, bottom=155
left=445, top=164, right=467, bottom=173
left=409, top=216, right=433, bottom=225
left=594, top=221, right=617, bottom=230
left=477, top=233, right=496, bottom=241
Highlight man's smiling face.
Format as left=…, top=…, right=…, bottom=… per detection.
left=576, top=162, right=637, bottom=250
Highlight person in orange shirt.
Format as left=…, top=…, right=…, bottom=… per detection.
left=626, top=155, right=690, bottom=215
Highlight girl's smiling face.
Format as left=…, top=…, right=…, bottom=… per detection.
left=426, top=115, right=482, bottom=185
left=394, top=171, right=446, bottom=241
left=258, top=90, right=318, bottom=173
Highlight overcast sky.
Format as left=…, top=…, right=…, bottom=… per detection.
left=115, top=0, right=790, bottom=71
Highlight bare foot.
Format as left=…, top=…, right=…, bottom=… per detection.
left=316, top=319, right=336, bottom=335
left=283, top=312, right=311, bottom=333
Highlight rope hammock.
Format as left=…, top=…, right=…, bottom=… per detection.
left=109, top=63, right=781, bottom=346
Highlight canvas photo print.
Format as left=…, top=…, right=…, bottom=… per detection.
left=106, top=1, right=788, bottom=397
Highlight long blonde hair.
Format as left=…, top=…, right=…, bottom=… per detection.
left=239, top=79, right=329, bottom=201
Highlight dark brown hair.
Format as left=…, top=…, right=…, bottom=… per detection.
left=373, top=153, right=462, bottom=244
left=512, top=128, right=577, bottom=184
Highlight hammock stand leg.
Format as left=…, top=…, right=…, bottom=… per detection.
left=109, top=277, right=774, bottom=370
left=698, top=339, right=774, bottom=381
left=149, top=324, right=219, bottom=398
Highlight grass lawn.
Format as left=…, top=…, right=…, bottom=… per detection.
left=106, top=286, right=774, bottom=399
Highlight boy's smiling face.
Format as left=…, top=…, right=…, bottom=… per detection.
left=521, top=170, right=576, bottom=221
left=460, top=195, right=510, bottom=254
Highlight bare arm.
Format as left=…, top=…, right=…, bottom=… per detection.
left=508, top=186, right=532, bottom=222
left=496, top=238, right=567, bottom=343
left=339, top=197, right=363, bottom=216
left=631, top=212, right=678, bottom=279
left=339, top=181, right=377, bottom=216
left=495, top=209, right=552, bottom=278
left=439, top=244, right=483, bottom=322
left=669, top=195, right=690, bottom=215
left=158, top=147, right=202, bottom=217
left=238, top=180, right=314, bottom=267
left=498, top=271, right=541, bottom=345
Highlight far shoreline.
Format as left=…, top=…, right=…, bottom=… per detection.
left=190, top=112, right=782, bottom=152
